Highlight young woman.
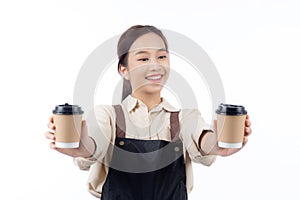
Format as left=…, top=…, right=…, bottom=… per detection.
left=45, top=25, right=252, bottom=199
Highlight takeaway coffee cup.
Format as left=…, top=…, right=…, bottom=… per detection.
left=52, top=103, right=84, bottom=148
left=216, top=103, right=247, bottom=148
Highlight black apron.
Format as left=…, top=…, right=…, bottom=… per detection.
left=101, top=105, right=187, bottom=200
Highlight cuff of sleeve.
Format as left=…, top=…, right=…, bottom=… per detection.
left=73, top=136, right=98, bottom=170
left=73, top=157, right=95, bottom=170
left=192, top=127, right=214, bottom=156
left=186, top=141, right=217, bottom=166
left=85, top=136, right=97, bottom=159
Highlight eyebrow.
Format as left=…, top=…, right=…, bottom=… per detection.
left=134, top=48, right=167, bottom=56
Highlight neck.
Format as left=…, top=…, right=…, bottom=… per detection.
left=132, top=92, right=162, bottom=111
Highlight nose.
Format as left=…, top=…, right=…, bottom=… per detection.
left=148, top=63, right=162, bottom=71
left=148, top=56, right=165, bottom=69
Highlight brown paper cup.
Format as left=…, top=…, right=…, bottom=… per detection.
left=52, top=103, right=84, bottom=148
left=216, top=104, right=247, bottom=148
left=53, top=114, right=82, bottom=148
left=217, top=114, right=246, bottom=148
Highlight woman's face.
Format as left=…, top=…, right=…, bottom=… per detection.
left=120, top=33, right=170, bottom=96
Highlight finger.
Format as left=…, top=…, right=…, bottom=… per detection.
left=245, top=119, right=251, bottom=127
left=79, top=120, right=90, bottom=149
left=81, top=120, right=87, bottom=134
left=213, top=119, right=217, bottom=132
left=47, top=121, right=56, bottom=130
left=49, top=141, right=56, bottom=149
left=246, top=114, right=250, bottom=120
left=49, top=115, right=54, bottom=123
left=82, top=120, right=87, bottom=130
left=244, top=127, right=252, bottom=136
left=44, top=131, right=55, bottom=140
left=47, top=116, right=55, bottom=130
left=242, top=136, right=248, bottom=147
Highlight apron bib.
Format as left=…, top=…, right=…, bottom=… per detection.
left=101, top=105, right=187, bottom=200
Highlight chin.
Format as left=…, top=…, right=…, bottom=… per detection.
left=139, top=84, right=164, bottom=95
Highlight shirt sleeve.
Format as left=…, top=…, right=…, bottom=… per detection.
left=179, top=109, right=216, bottom=166
left=74, top=105, right=115, bottom=170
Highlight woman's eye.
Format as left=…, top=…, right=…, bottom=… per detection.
left=158, top=56, right=167, bottom=60
left=138, top=58, right=149, bottom=62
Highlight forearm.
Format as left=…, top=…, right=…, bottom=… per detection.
left=199, top=130, right=218, bottom=155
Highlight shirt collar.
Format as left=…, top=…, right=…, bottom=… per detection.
left=122, top=95, right=180, bottom=113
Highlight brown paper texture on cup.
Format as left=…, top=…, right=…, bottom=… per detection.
left=53, top=114, right=82, bottom=143
left=217, top=114, right=246, bottom=147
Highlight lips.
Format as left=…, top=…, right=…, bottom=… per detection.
left=145, top=74, right=163, bottom=81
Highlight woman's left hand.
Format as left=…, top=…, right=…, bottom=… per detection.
left=213, top=115, right=252, bottom=156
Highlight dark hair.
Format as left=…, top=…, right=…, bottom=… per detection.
left=117, top=25, right=169, bottom=101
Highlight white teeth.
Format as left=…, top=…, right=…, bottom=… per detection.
left=146, top=75, right=162, bottom=80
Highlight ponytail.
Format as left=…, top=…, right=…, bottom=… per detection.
left=122, top=78, right=132, bottom=101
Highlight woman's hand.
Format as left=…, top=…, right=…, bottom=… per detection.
left=44, top=116, right=95, bottom=158
left=201, top=115, right=252, bottom=156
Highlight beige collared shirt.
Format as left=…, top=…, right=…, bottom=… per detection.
left=74, top=95, right=216, bottom=198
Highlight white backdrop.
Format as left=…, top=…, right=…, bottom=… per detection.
left=1, top=0, right=299, bottom=199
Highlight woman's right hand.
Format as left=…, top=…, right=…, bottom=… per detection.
left=44, top=116, right=96, bottom=158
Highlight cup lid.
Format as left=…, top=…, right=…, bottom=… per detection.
left=52, top=103, right=84, bottom=115
left=216, top=103, right=247, bottom=115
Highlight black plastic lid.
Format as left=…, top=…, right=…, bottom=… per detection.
left=52, top=103, right=84, bottom=115
left=216, top=103, right=247, bottom=116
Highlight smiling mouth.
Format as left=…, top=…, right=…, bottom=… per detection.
left=145, top=74, right=163, bottom=81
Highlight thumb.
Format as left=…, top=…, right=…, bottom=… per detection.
left=213, top=119, right=217, bottom=133
left=80, top=120, right=88, bottom=138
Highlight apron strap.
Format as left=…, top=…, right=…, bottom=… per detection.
left=113, top=105, right=126, bottom=138
left=170, top=112, right=180, bottom=141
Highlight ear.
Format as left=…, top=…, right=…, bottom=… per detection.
left=119, top=64, right=129, bottom=80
